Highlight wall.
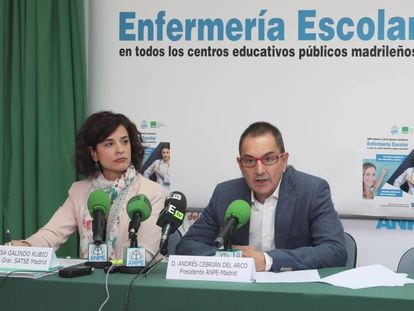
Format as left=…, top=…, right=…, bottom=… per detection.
left=88, top=0, right=414, bottom=270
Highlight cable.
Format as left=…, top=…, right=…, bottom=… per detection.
left=98, top=264, right=117, bottom=311
left=143, top=257, right=163, bottom=277
left=123, top=250, right=162, bottom=311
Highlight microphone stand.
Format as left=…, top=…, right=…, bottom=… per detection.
left=143, top=256, right=164, bottom=277
left=119, top=229, right=145, bottom=274
left=224, top=238, right=232, bottom=251
left=129, top=229, right=138, bottom=248
left=160, top=237, right=168, bottom=256
left=85, top=240, right=112, bottom=269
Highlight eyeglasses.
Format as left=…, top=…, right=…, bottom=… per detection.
left=239, top=152, right=285, bottom=168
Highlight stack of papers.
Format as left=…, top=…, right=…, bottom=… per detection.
left=320, top=264, right=414, bottom=289
left=0, top=258, right=86, bottom=279
left=0, top=266, right=60, bottom=279
left=255, top=264, right=414, bottom=289
left=255, top=269, right=321, bottom=283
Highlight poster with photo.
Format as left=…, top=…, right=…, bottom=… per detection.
left=138, top=119, right=171, bottom=193
left=362, top=125, right=414, bottom=214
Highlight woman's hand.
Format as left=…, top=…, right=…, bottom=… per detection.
left=154, top=166, right=164, bottom=179
left=8, top=240, right=31, bottom=246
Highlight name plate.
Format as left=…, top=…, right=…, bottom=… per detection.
left=166, top=255, right=255, bottom=283
left=0, top=246, right=58, bottom=271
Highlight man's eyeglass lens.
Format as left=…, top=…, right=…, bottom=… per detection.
left=241, top=153, right=283, bottom=167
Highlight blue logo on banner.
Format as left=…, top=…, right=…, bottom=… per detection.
left=376, top=219, right=414, bottom=230
left=141, top=120, right=148, bottom=129
left=390, top=126, right=399, bottom=135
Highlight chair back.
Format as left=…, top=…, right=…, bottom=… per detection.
left=167, top=230, right=182, bottom=255
left=397, top=247, right=414, bottom=273
left=344, top=232, right=357, bottom=268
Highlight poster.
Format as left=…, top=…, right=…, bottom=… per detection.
left=138, top=118, right=171, bottom=193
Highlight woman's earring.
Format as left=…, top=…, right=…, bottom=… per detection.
left=95, top=161, right=100, bottom=171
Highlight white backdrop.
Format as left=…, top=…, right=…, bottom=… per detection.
left=87, top=0, right=414, bottom=269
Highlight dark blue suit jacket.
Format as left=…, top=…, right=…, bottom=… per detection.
left=176, top=166, right=347, bottom=271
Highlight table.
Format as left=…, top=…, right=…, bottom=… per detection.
left=1, top=264, right=414, bottom=311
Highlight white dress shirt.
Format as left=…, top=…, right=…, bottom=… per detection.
left=249, top=186, right=280, bottom=271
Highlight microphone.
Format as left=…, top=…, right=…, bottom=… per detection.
left=127, top=194, right=152, bottom=245
left=156, top=191, right=187, bottom=255
left=118, top=195, right=152, bottom=274
left=214, top=200, right=251, bottom=249
left=87, top=190, right=111, bottom=245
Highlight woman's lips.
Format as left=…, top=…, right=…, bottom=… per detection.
left=114, top=157, right=127, bottom=163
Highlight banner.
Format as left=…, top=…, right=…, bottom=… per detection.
left=88, top=0, right=414, bottom=218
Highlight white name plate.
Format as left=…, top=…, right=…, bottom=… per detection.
left=166, top=255, right=255, bottom=283
left=0, top=246, right=59, bottom=271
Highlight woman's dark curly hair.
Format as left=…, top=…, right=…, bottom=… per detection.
left=74, top=111, right=144, bottom=178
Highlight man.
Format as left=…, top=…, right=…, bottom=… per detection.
left=176, top=121, right=347, bottom=272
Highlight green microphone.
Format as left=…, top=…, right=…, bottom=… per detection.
left=127, top=194, right=152, bottom=246
left=214, top=199, right=251, bottom=248
left=87, top=190, right=110, bottom=245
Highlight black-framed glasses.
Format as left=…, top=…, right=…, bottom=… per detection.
left=239, top=152, right=285, bottom=168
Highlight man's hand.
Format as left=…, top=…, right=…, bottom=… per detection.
left=233, top=245, right=266, bottom=272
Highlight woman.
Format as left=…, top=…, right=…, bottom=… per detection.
left=11, top=111, right=165, bottom=260
left=362, top=162, right=388, bottom=200
left=143, top=144, right=170, bottom=192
